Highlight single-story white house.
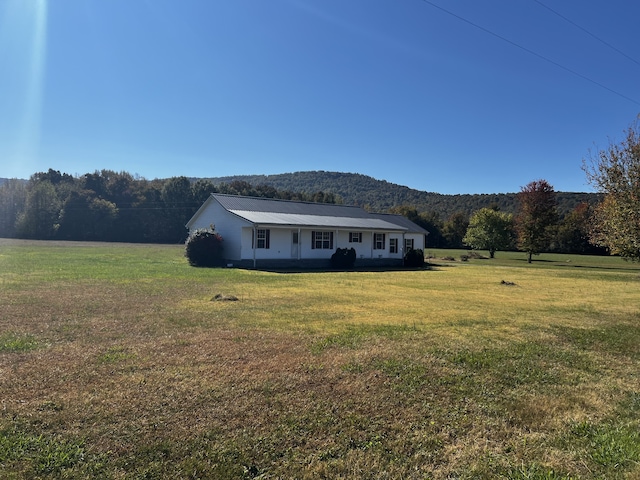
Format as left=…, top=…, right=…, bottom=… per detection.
left=186, top=193, right=429, bottom=268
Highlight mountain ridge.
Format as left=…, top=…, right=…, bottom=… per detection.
left=200, top=171, right=599, bottom=219
left=2, top=171, right=600, bottom=219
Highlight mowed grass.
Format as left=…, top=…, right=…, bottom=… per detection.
left=1, top=239, right=639, bottom=479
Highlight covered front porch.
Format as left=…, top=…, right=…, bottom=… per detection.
left=238, top=225, right=407, bottom=269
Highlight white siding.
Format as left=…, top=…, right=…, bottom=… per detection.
left=188, top=200, right=250, bottom=261
left=241, top=227, right=293, bottom=260
left=341, top=231, right=372, bottom=260
left=300, top=229, right=334, bottom=259
left=404, top=233, right=425, bottom=252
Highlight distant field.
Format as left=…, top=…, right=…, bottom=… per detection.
left=1, top=240, right=639, bottom=479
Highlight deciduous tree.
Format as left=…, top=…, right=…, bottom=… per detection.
left=0, top=179, right=27, bottom=238
left=583, top=120, right=640, bottom=261
left=553, top=202, right=604, bottom=254
left=15, top=180, right=61, bottom=239
left=389, top=206, right=444, bottom=247
left=516, top=179, right=558, bottom=263
left=57, top=191, right=118, bottom=240
left=442, top=211, right=469, bottom=248
left=162, top=176, right=196, bottom=243
left=463, top=208, right=514, bottom=258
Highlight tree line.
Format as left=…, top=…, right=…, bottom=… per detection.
left=0, top=169, right=592, bottom=253
left=415, top=118, right=640, bottom=262
left=0, top=169, right=620, bottom=256
left=0, top=170, right=339, bottom=243
left=1, top=117, right=637, bottom=259
left=387, top=192, right=605, bottom=257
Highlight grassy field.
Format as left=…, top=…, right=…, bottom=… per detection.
left=1, top=239, right=639, bottom=479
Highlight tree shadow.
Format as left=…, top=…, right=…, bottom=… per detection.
left=257, top=264, right=439, bottom=274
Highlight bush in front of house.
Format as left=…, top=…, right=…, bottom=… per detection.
left=185, top=228, right=224, bottom=267
left=404, top=248, right=424, bottom=268
left=331, top=247, right=356, bottom=269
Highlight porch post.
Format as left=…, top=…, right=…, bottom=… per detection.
left=370, top=231, right=374, bottom=258
left=253, top=225, right=257, bottom=269
left=298, top=228, right=301, bottom=260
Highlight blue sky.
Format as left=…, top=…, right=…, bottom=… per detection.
left=1, top=0, right=638, bottom=194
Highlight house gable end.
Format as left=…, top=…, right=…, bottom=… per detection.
left=185, top=194, right=216, bottom=230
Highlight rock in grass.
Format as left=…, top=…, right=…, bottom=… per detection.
left=211, top=294, right=239, bottom=301
left=500, top=280, right=517, bottom=286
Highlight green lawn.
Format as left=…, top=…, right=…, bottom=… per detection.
left=1, top=240, right=639, bottom=479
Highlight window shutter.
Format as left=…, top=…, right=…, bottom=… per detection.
left=330, top=232, right=334, bottom=249
left=251, top=229, right=254, bottom=248
left=311, top=231, right=315, bottom=249
left=265, top=229, right=270, bottom=249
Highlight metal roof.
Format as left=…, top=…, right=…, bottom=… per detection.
left=368, top=213, right=430, bottom=235
left=207, top=194, right=427, bottom=233
left=213, top=194, right=371, bottom=217
left=230, top=211, right=406, bottom=230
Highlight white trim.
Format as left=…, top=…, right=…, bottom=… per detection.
left=253, top=225, right=257, bottom=268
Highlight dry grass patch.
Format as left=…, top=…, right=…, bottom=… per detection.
left=1, top=242, right=639, bottom=478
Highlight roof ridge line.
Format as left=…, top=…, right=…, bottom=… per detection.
left=211, top=192, right=362, bottom=208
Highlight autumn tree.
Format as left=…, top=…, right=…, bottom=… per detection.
left=516, top=179, right=558, bottom=263
left=583, top=120, right=640, bottom=261
left=463, top=208, right=514, bottom=258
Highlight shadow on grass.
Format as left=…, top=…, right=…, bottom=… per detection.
left=556, top=263, right=640, bottom=273
left=261, top=265, right=439, bottom=274
left=513, top=257, right=639, bottom=272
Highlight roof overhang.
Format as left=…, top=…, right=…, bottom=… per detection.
left=230, top=210, right=407, bottom=231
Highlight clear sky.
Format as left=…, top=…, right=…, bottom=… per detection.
left=1, top=0, right=638, bottom=194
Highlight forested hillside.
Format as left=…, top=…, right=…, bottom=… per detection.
left=1, top=169, right=603, bottom=252
left=0, top=170, right=336, bottom=243
left=204, top=171, right=599, bottom=219
left=0, top=178, right=20, bottom=187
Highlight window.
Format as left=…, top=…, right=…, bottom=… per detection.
left=404, top=238, right=414, bottom=251
left=389, top=238, right=398, bottom=254
left=349, top=232, right=362, bottom=243
left=312, top=231, right=333, bottom=249
left=253, top=228, right=270, bottom=249
left=373, top=233, right=385, bottom=250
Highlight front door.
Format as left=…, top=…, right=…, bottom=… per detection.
left=291, top=231, right=299, bottom=258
